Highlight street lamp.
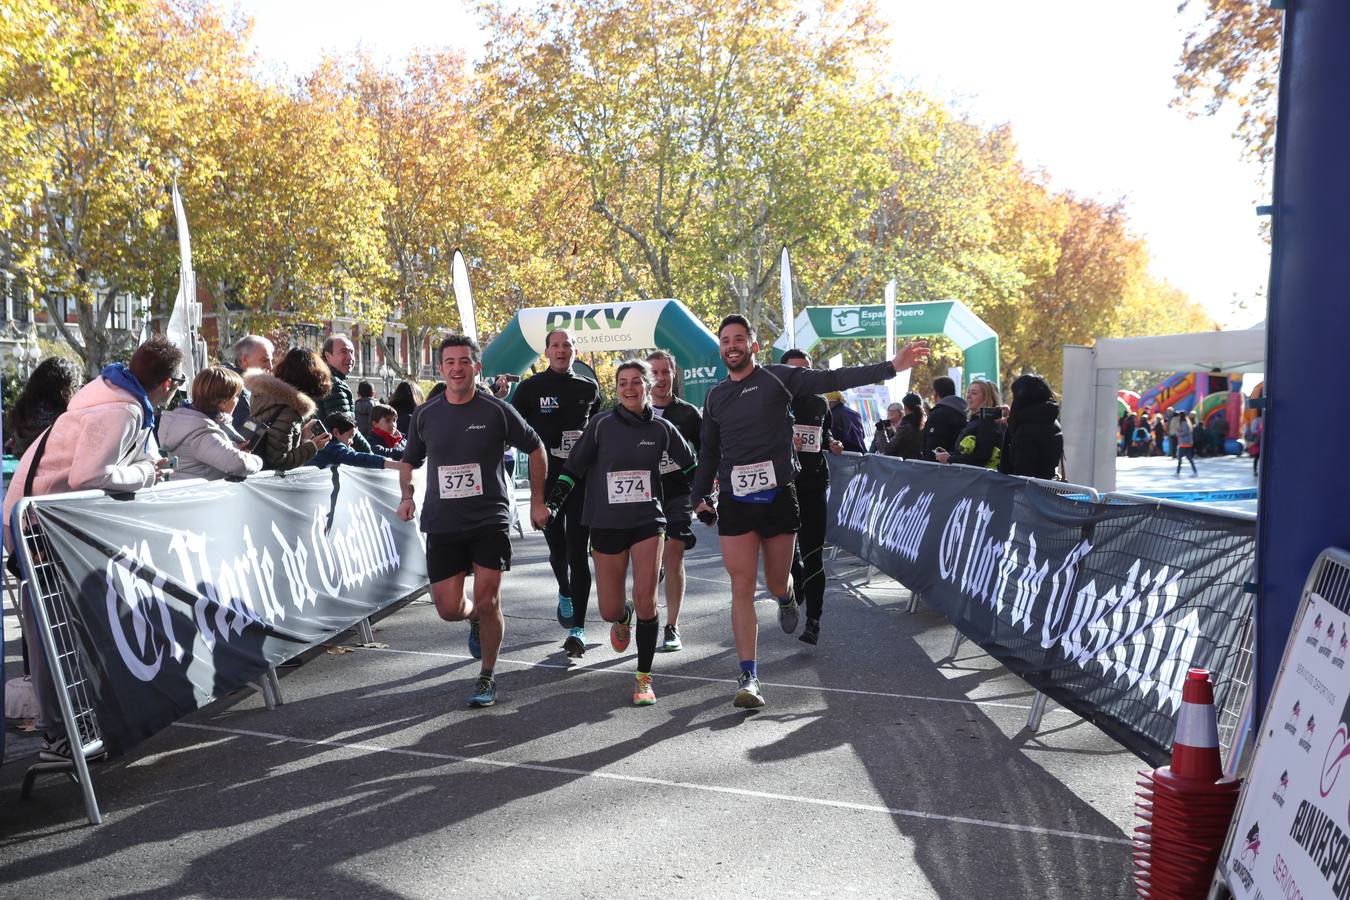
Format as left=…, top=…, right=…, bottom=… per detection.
left=11, top=332, right=40, bottom=379
left=378, top=363, right=393, bottom=400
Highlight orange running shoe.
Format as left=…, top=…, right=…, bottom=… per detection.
left=610, top=603, right=633, bottom=653
left=633, top=672, right=656, bottom=706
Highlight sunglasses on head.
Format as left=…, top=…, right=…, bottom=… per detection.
left=170, top=373, right=187, bottom=386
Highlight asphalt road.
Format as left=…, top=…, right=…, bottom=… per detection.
left=0, top=527, right=1140, bottom=898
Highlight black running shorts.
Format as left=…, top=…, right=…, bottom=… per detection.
left=426, top=528, right=512, bottom=582
left=665, top=493, right=697, bottom=549
left=716, top=483, right=800, bottom=538
left=590, top=522, right=665, bottom=555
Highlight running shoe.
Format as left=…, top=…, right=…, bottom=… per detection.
left=777, top=595, right=800, bottom=634
left=799, top=618, right=820, bottom=646
left=467, top=619, right=482, bottom=659
left=467, top=674, right=497, bottom=708
left=610, top=603, right=634, bottom=653
left=661, top=623, right=683, bottom=652
left=734, top=671, right=765, bottom=709
left=633, top=672, right=656, bottom=706
left=563, top=627, right=586, bottom=657
left=557, top=593, right=574, bottom=628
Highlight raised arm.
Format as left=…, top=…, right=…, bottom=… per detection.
left=777, top=339, right=931, bottom=397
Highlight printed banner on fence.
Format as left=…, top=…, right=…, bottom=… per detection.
left=825, top=454, right=1255, bottom=764
left=24, top=468, right=429, bottom=755
left=1222, top=593, right=1350, bottom=900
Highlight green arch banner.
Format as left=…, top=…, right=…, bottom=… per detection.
left=481, top=299, right=726, bottom=406
left=772, top=301, right=1000, bottom=386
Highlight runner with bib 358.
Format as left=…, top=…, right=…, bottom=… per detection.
left=548, top=359, right=696, bottom=705
left=691, top=315, right=929, bottom=709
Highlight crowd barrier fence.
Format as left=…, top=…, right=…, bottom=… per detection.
left=823, top=452, right=1257, bottom=768
left=6, top=467, right=428, bottom=825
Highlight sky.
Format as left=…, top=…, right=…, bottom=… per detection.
left=233, top=0, right=1272, bottom=329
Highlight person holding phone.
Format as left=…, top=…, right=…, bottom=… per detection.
left=243, top=348, right=333, bottom=471
left=546, top=359, right=696, bottom=704
left=935, top=379, right=1005, bottom=470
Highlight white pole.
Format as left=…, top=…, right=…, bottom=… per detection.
left=780, top=245, right=795, bottom=353
left=452, top=250, right=477, bottom=345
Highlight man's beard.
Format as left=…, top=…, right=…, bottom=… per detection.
left=723, top=352, right=752, bottom=373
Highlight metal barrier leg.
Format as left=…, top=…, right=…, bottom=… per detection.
left=1025, top=692, right=1050, bottom=731
left=19, top=575, right=103, bottom=825
left=907, top=591, right=921, bottom=614
left=266, top=666, right=283, bottom=706
left=358, top=618, right=375, bottom=644
left=948, top=630, right=964, bottom=658
left=254, top=675, right=277, bottom=711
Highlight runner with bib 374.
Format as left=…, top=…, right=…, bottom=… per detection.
left=547, top=359, right=696, bottom=706
left=691, top=315, right=929, bottom=709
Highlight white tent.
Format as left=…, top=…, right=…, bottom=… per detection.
left=1062, top=324, right=1266, bottom=491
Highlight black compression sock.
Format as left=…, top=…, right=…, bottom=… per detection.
left=636, top=616, right=659, bottom=674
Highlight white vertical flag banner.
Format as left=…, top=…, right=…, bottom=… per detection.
left=779, top=245, right=795, bottom=352
left=452, top=250, right=477, bottom=345
left=166, top=179, right=200, bottom=385
left=885, top=279, right=908, bottom=401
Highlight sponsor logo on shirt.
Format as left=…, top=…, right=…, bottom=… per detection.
left=740, top=385, right=758, bottom=396
left=638, top=440, right=656, bottom=446
left=539, top=396, right=560, bottom=412
left=466, top=424, right=487, bottom=431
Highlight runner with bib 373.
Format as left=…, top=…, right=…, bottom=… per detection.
left=691, top=315, right=929, bottom=709
left=399, top=335, right=550, bottom=709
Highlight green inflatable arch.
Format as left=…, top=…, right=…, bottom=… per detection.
left=772, top=300, right=1000, bottom=386
left=481, top=299, right=726, bottom=406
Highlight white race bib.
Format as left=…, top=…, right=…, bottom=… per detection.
left=438, top=463, right=483, bottom=499
left=551, top=430, right=583, bottom=459
left=730, top=460, right=777, bottom=497
left=793, top=424, right=823, bottom=454
left=659, top=451, right=681, bottom=475
left=606, top=469, right=652, bottom=504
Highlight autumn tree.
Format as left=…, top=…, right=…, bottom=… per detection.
left=0, top=0, right=253, bottom=375
left=1175, top=0, right=1283, bottom=172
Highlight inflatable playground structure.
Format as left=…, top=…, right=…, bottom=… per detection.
left=1117, top=371, right=1264, bottom=455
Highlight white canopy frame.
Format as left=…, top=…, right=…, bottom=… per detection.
left=1062, top=325, right=1266, bottom=490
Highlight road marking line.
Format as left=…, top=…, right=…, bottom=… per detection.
left=173, top=721, right=1129, bottom=846
left=352, top=645, right=1073, bottom=714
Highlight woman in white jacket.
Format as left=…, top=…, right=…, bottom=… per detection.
left=159, top=366, right=264, bottom=481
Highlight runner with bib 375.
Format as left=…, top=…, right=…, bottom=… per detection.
left=691, top=315, right=929, bottom=709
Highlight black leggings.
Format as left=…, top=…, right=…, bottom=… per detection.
left=791, top=481, right=829, bottom=621
left=545, top=485, right=592, bottom=625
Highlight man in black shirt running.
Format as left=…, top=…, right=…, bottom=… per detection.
left=647, top=349, right=702, bottom=652
left=691, top=315, right=928, bottom=708
left=781, top=349, right=843, bottom=646
left=399, top=335, right=550, bottom=708
left=511, top=329, right=602, bottom=654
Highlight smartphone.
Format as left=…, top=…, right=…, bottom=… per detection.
left=932, top=447, right=946, bottom=456
left=310, top=419, right=329, bottom=436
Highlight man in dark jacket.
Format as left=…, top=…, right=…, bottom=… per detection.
left=922, top=376, right=967, bottom=461
left=226, top=334, right=274, bottom=431
left=826, top=392, right=866, bottom=453
left=317, top=333, right=372, bottom=453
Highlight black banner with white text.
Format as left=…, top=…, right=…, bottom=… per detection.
left=825, top=454, right=1254, bottom=765
left=22, top=468, right=429, bottom=756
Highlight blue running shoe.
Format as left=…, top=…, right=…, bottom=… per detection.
left=467, top=674, right=496, bottom=708
left=468, top=619, right=482, bottom=659
left=563, top=627, right=586, bottom=657
left=557, top=593, right=574, bottom=628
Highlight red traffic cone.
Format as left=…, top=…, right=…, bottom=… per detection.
left=1170, top=668, right=1222, bottom=783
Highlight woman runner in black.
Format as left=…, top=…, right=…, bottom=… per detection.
left=548, top=359, right=696, bottom=705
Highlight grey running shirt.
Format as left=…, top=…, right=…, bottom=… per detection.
left=690, top=361, right=896, bottom=499
left=562, top=405, right=696, bottom=530
left=403, top=390, right=542, bottom=534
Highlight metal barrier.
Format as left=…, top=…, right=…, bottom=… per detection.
left=12, top=499, right=107, bottom=825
